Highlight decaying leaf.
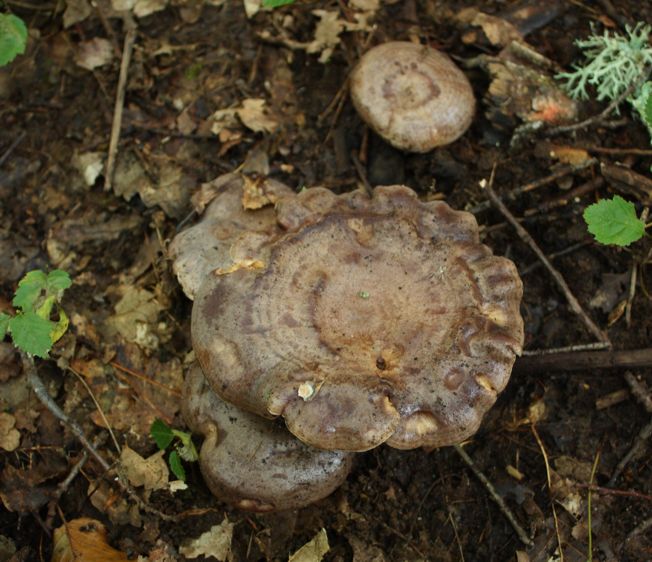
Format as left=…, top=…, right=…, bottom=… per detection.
left=74, top=38, right=114, bottom=70
left=52, top=518, right=130, bottom=562
left=88, top=481, right=142, bottom=527
left=179, top=517, right=234, bottom=560
left=105, top=286, right=163, bottom=349
left=120, top=446, right=169, bottom=492
left=288, top=529, right=330, bottom=562
left=0, top=412, right=20, bottom=451
left=63, top=0, right=92, bottom=28
left=237, top=99, right=278, bottom=133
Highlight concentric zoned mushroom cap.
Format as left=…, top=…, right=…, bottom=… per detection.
left=350, top=41, right=476, bottom=153
left=182, top=363, right=354, bottom=512
left=191, top=185, right=524, bottom=452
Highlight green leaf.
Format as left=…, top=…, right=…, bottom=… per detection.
left=584, top=195, right=646, bottom=246
left=169, top=450, right=186, bottom=481
left=0, top=312, right=10, bottom=339
left=150, top=418, right=174, bottom=450
left=262, top=0, right=295, bottom=8
left=0, top=14, right=27, bottom=66
left=46, top=270, right=72, bottom=296
left=12, top=270, right=47, bottom=311
left=8, top=311, right=55, bottom=358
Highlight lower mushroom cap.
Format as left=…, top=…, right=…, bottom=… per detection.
left=191, top=185, right=524, bottom=452
left=182, top=363, right=354, bottom=512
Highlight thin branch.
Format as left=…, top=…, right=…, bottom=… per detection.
left=483, top=166, right=610, bottom=345
left=454, top=444, right=533, bottom=547
left=104, top=16, right=137, bottom=192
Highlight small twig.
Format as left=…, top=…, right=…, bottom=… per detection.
left=68, top=365, right=121, bottom=454
left=577, top=483, right=652, bottom=503
left=350, top=151, right=373, bottom=196
left=104, top=16, right=137, bottom=192
left=531, top=425, right=564, bottom=561
left=521, top=342, right=611, bottom=356
left=45, top=450, right=89, bottom=529
left=453, top=444, right=533, bottom=546
left=23, top=354, right=112, bottom=472
left=625, top=263, right=637, bottom=327
left=483, top=166, right=610, bottom=345
left=623, top=372, right=652, bottom=413
left=579, top=145, right=652, bottom=156
left=626, top=515, right=652, bottom=541
left=607, top=417, right=652, bottom=486
left=0, top=130, right=26, bottom=168
left=469, top=160, right=596, bottom=214
left=520, top=240, right=593, bottom=276
left=587, top=449, right=600, bottom=562
left=514, top=347, right=652, bottom=374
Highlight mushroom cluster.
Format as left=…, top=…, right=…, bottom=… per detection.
left=171, top=174, right=524, bottom=511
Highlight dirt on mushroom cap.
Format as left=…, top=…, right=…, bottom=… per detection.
left=188, top=184, right=524, bottom=452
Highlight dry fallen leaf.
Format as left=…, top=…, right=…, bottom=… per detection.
left=74, top=38, right=114, bottom=71
left=288, top=529, right=330, bottom=562
left=105, top=286, right=163, bottom=349
left=120, top=446, right=169, bottom=492
left=63, top=0, right=92, bottom=28
left=0, top=412, right=20, bottom=452
left=52, top=517, right=130, bottom=562
left=237, top=99, right=278, bottom=133
left=179, top=517, right=234, bottom=560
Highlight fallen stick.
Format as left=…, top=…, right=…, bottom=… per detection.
left=514, top=348, right=652, bottom=374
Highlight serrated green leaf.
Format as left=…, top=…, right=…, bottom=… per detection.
left=0, top=14, right=27, bottom=67
left=150, top=418, right=174, bottom=450
left=584, top=195, right=646, bottom=246
left=12, top=270, right=47, bottom=311
left=46, top=270, right=72, bottom=296
left=8, top=312, right=55, bottom=358
left=262, top=0, right=295, bottom=8
left=169, top=450, right=186, bottom=481
left=0, top=312, right=10, bottom=339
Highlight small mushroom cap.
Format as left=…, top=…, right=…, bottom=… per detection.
left=350, top=42, right=476, bottom=153
left=182, top=363, right=354, bottom=512
left=192, top=185, right=523, bottom=452
left=169, top=173, right=293, bottom=300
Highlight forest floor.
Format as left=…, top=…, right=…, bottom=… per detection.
left=1, top=0, right=652, bottom=560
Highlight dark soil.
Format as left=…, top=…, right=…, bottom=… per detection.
left=1, top=1, right=651, bottom=561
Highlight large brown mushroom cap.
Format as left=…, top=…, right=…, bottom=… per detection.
left=350, top=42, right=476, bottom=153
left=192, top=185, right=523, bottom=452
left=182, top=363, right=354, bottom=512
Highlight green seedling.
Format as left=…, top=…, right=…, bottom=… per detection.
left=0, top=13, right=27, bottom=66
left=0, top=269, right=72, bottom=358
left=557, top=23, right=652, bottom=141
left=583, top=195, right=646, bottom=246
left=150, top=418, right=198, bottom=481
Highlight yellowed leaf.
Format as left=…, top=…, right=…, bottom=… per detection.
left=288, top=528, right=330, bottom=562
left=52, top=518, right=130, bottom=562
left=179, top=517, right=234, bottom=560
left=120, top=446, right=169, bottom=492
